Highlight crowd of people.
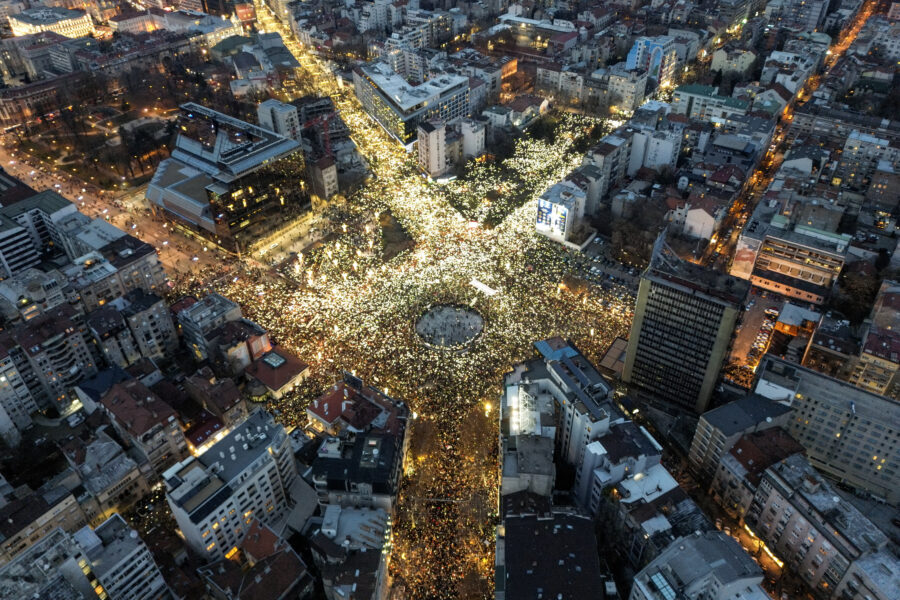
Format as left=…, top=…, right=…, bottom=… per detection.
left=171, top=5, right=637, bottom=597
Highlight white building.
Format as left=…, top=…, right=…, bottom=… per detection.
left=163, top=409, right=298, bottom=561
left=460, top=118, right=485, bottom=159
left=536, top=180, right=586, bottom=244
left=257, top=99, right=301, bottom=140
left=628, top=129, right=681, bottom=175
left=353, top=61, right=469, bottom=145
left=630, top=531, right=768, bottom=600
left=417, top=119, right=447, bottom=178
left=176, top=292, right=243, bottom=361
left=73, top=513, right=169, bottom=600
left=9, top=7, right=93, bottom=38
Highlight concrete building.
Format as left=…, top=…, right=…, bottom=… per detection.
left=0, top=267, right=69, bottom=323
left=754, top=356, right=900, bottom=505
left=576, top=420, right=663, bottom=516
left=176, top=292, right=243, bottom=361
left=838, top=130, right=900, bottom=190
left=257, top=98, right=301, bottom=140
left=624, top=236, right=749, bottom=414
left=9, top=7, right=94, bottom=38
left=73, top=513, right=169, bottom=600
left=833, top=550, right=900, bottom=600
left=62, top=430, right=150, bottom=527
left=163, top=410, right=297, bottom=561
left=625, top=36, right=678, bottom=87
left=0, top=485, right=86, bottom=563
left=0, top=527, right=93, bottom=599
left=746, top=454, right=888, bottom=594
left=497, top=509, right=607, bottom=600
left=630, top=531, right=768, bottom=600
left=0, top=190, right=77, bottom=280
left=245, top=349, right=309, bottom=400
left=582, top=131, right=633, bottom=202
left=146, top=103, right=307, bottom=254
left=711, top=48, right=757, bottom=74
left=535, top=180, right=587, bottom=245
left=353, top=61, right=469, bottom=145
left=10, top=303, right=97, bottom=409
left=100, top=379, right=187, bottom=477
left=120, top=289, right=179, bottom=363
left=417, top=118, right=448, bottom=178
left=672, top=84, right=750, bottom=123
left=0, top=334, right=38, bottom=445
left=708, top=427, right=804, bottom=520
left=688, top=395, right=793, bottom=483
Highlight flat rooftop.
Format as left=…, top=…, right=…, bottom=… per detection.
left=357, top=62, right=468, bottom=113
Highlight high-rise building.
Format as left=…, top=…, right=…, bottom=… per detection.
left=535, top=181, right=587, bottom=245
left=624, top=236, right=749, bottom=414
left=163, top=409, right=298, bottom=561
left=754, top=356, right=900, bottom=505
left=625, top=36, right=678, bottom=87
left=72, top=513, right=170, bottom=600
left=257, top=98, right=301, bottom=140
left=175, top=292, right=243, bottom=361
left=417, top=118, right=448, bottom=178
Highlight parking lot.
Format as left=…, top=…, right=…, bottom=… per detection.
left=574, top=237, right=641, bottom=290
left=730, top=288, right=785, bottom=369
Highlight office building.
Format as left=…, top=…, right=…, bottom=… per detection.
left=625, top=36, right=678, bottom=87
left=417, top=119, right=448, bottom=178
left=73, top=513, right=170, bottom=600
left=100, top=379, right=187, bottom=476
left=257, top=98, right=301, bottom=140
left=630, top=531, right=768, bottom=600
left=9, top=7, right=94, bottom=38
left=745, top=454, right=888, bottom=594
left=146, top=103, right=307, bottom=254
left=688, top=395, right=793, bottom=482
left=353, top=61, right=469, bottom=144
left=535, top=180, right=587, bottom=245
left=163, top=409, right=298, bottom=561
left=624, top=236, right=749, bottom=414
left=754, top=356, right=900, bottom=505
left=176, top=292, right=243, bottom=361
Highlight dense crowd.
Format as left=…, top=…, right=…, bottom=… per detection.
left=171, top=4, right=638, bottom=597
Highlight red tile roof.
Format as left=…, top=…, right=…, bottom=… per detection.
left=101, top=379, right=177, bottom=438
left=245, top=350, right=309, bottom=393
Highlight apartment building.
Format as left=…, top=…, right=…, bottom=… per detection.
left=838, top=130, right=900, bottom=190
left=0, top=190, right=77, bottom=279
left=708, top=427, right=804, bottom=520
left=535, top=180, right=587, bottom=245
left=848, top=281, right=900, bottom=398
left=74, top=513, right=170, bottom=600
left=630, top=531, right=768, bottom=600
left=62, top=430, right=151, bottom=527
left=120, top=289, right=179, bottom=362
left=257, top=98, right=301, bottom=140
left=624, top=237, right=749, bottom=414
left=353, top=61, right=469, bottom=144
left=625, top=36, right=678, bottom=87
left=0, top=334, right=37, bottom=445
left=176, top=292, right=243, bottom=361
left=0, top=485, right=86, bottom=563
left=10, top=303, right=97, bottom=409
left=754, top=356, right=900, bottom=505
left=100, top=379, right=188, bottom=476
left=688, top=395, right=793, bottom=483
left=417, top=118, right=448, bottom=178
left=672, top=84, right=750, bottom=123
left=582, top=130, right=633, bottom=201
left=163, top=410, right=298, bottom=561
left=746, top=455, right=888, bottom=594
